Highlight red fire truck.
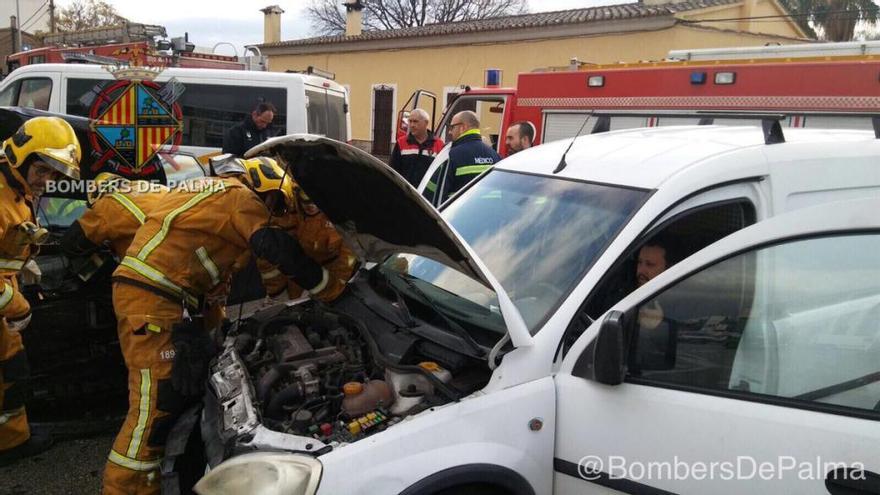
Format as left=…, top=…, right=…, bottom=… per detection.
left=5, top=23, right=244, bottom=75
left=7, top=41, right=245, bottom=73
left=402, top=41, right=880, bottom=158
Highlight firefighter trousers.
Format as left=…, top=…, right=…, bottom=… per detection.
left=103, top=283, right=189, bottom=495
left=0, top=320, right=30, bottom=452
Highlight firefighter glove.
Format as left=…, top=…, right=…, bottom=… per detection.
left=171, top=317, right=215, bottom=396
left=250, top=227, right=326, bottom=292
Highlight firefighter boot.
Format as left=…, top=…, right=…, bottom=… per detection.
left=0, top=423, right=53, bottom=467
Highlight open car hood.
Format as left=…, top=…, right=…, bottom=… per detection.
left=247, top=134, right=492, bottom=286
left=247, top=134, right=532, bottom=347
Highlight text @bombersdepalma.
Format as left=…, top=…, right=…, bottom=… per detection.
left=576, top=455, right=867, bottom=482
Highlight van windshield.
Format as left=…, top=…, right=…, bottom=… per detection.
left=399, top=170, right=648, bottom=333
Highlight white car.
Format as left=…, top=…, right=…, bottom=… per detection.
left=180, top=124, right=880, bottom=495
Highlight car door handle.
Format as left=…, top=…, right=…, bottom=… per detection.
left=826, top=467, right=880, bottom=494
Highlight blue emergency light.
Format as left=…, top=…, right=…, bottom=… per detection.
left=485, top=68, right=503, bottom=87
left=690, top=71, right=707, bottom=85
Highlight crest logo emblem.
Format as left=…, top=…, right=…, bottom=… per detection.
left=87, top=66, right=184, bottom=176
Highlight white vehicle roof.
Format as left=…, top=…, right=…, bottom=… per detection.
left=497, top=125, right=878, bottom=190
left=4, top=63, right=345, bottom=92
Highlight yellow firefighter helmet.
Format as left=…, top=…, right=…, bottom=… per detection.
left=232, top=156, right=293, bottom=216
left=2, top=116, right=81, bottom=180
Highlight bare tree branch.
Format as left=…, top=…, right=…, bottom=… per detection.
left=56, top=0, right=127, bottom=32
left=307, top=0, right=528, bottom=36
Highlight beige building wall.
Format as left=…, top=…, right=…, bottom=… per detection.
left=270, top=22, right=805, bottom=143
left=678, top=0, right=803, bottom=38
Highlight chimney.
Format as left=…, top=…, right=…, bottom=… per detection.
left=261, top=5, right=284, bottom=44
left=344, top=0, right=365, bottom=37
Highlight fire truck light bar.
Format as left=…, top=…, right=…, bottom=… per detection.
left=587, top=75, right=605, bottom=87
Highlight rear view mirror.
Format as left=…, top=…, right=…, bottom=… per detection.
left=489, top=104, right=504, bottom=114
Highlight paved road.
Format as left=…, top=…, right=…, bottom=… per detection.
left=0, top=299, right=274, bottom=494
left=0, top=434, right=113, bottom=495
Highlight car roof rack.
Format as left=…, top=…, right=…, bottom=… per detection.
left=587, top=110, right=880, bottom=145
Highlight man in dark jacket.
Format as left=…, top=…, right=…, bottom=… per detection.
left=222, top=102, right=277, bottom=157
left=388, top=108, right=444, bottom=187
left=444, top=110, right=500, bottom=201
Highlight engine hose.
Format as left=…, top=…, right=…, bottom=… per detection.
left=256, top=366, right=283, bottom=402
left=266, top=383, right=304, bottom=420
left=330, top=309, right=463, bottom=402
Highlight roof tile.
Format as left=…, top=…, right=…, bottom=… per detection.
left=261, top=0, right=742, bottom=49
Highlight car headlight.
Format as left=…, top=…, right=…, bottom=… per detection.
left=194, top=452, right=322, bottom=495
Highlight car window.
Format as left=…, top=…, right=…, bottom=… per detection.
left=179, top=84, right=287, bottom=148
left=65, top=78, right=105, bottom=117
left=306, top=87, right=347, bottom=141
left=65, top=78, right=287, bottom=148
left=18, top=78, right=52, bottom=110
left=0, top=81, right=20, bottom=106
left=567, top=200, right=756, bottom=354
left=628, top=233, right=880, bottom=417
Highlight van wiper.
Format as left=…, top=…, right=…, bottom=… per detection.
left=394, top=273, right=486, bottom=358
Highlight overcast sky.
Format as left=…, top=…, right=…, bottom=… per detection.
left=51, top=1, right=614, bottom=55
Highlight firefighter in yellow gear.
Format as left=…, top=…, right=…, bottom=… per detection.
left=258, top=180, right=357, bottom=302
left=103, top=161, right=328, bottom=494
left=0, top=116, right=81, bottom=466
left=211, top=154, right=355, bottom=302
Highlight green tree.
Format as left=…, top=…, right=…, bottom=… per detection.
left=308, top=0, right=528, bottom=36
left=56, top=0, right=127, bottom=32
left=782, top=0, right=878, bottom=41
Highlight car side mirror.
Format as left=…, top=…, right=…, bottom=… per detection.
left=572, top=310, right=627, bottom=385
left=593, top=311, right=627, bottom=385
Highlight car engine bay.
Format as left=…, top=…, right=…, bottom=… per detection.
left=203, top=277, right=496, bottom=464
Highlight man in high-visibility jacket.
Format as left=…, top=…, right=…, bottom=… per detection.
left=103, top=158, right=328, bottom=495
left=444, top=110, right=500, bottom=201
left=258, top=180, right=357, bottom=302
left=0, top=116, right=81, bottom=465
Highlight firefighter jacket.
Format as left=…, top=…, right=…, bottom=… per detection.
left=257, top=209, right=356, bottom=302
left=0, top=162, right=36, bottom=320
left=113, top=177, right=270, bottom=308
left=64, top=186, right=169, bottom=259
left=388, top=132, right=445, bottom=187
left=445, top=129, right=500, bottom=201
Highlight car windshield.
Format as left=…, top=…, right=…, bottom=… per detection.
left=387, top=170, right=648, bottom=334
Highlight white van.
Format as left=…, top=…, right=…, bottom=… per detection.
left=0, top=63, right=351, bottom=155
left=179, top=123, right=880, bottom=495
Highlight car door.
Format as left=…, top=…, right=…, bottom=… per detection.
left=554, top=226, right=880, bottom=494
